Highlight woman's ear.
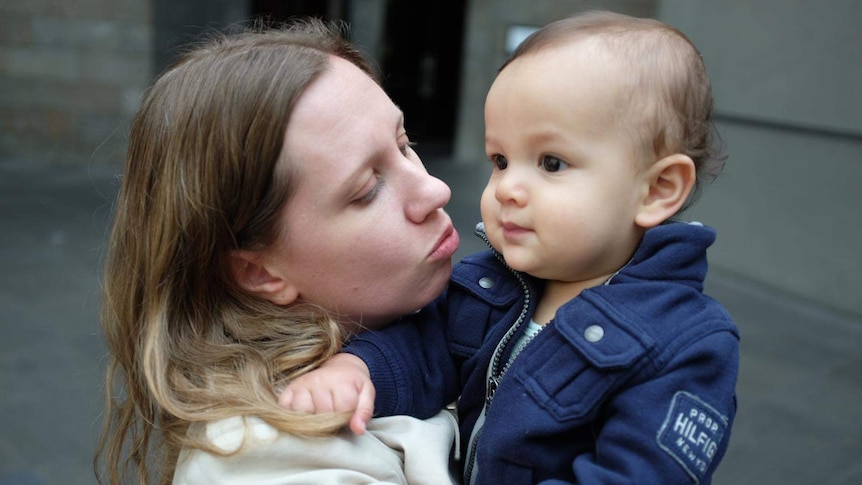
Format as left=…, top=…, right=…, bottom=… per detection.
left=634, top=153, right=696, bottom=229
left=228, top=250, right=299, bottom=305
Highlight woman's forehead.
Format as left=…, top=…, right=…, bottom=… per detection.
left=279, top=56, right=403, bottom=188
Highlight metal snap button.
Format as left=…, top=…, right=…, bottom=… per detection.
left=478, top=276, right=495, bottom=289
left=584, top=325, right=604, bottom=343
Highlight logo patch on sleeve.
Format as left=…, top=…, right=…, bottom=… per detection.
left=657, top=391, right=728, bottom=484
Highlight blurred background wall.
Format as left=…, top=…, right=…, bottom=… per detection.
left=1, top=0, right=859, bottom=316
left=661, top=0, right=862, bottom=320
left=0, top=0, right=151, bottom=166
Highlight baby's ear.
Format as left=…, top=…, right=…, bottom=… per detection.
left=227, top=250, right=299, bottom=305
left=634, top=153, right=695, bottom=229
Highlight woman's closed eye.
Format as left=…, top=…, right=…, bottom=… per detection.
left=399, top=140, right=416, bottom=157
left=354, top=174, right=385, bottom=205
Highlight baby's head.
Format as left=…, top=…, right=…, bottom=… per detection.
left=482, top=11, right=724, bottom=284
left=498, top=10, right=724, bottom=211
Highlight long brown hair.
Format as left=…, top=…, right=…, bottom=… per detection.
left=96, top=18, right=378, bottom=485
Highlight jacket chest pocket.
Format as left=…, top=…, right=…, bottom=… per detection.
left=447, top=261, right=522, bottom=356
left=511, top=300, right=655, bottom=422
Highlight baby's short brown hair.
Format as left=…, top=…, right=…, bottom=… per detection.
left=503, top=10, right=726, bottom=210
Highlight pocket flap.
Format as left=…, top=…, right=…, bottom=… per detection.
left=554, top=292, right=654, bottom=370
left=450, top=259, right=521, bottom=307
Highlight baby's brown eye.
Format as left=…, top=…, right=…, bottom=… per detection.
left=540, top=155, right=568, bottom=172
left=489, top=155, right=508, bottom=170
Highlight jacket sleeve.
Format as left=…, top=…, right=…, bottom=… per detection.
left=566, top=329, right=739, bottom=485
left=343, top=292, right=460, bottom=419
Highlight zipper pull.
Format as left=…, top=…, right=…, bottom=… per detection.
left=486, top=376, right=501, bottom=405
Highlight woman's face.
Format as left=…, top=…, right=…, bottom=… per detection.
left=262, top=56, right=459, bottom=330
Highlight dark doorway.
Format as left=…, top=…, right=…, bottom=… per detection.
left=379, top=2, right=466, bottom=157
left=248, top=0, right=467, bottom=157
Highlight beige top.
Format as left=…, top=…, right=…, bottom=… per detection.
left=173, top=410, right=460, bottom=485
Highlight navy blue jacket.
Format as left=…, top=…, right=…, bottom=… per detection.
left=345, top=222, right=740, bottom=484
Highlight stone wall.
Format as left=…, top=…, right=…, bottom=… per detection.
left=0, top=0, right=152, bottom=166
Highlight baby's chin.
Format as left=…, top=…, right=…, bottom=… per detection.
left=498, top=253, right=534, bottom=274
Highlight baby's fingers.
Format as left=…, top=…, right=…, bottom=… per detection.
left=280, top=387, right=317, bottom=413
left=348, top=382, right=375, bottom=435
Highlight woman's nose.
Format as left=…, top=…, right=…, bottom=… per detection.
left=405, top=168, right=451, bottom=224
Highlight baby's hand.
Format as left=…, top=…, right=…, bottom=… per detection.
left=279, top=353, right=375, bottom=435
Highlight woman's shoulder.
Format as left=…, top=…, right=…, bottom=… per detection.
left=173, top=413, right=459, bottom=485
left=367, top=410, right=459, bottom=457
left=196, top=415, right=278, bottom=453
left=173, top=416, right=400, bottom=484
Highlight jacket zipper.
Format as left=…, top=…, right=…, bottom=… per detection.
left=462, top=226, right=631, bottom=483
left=464, top=226, right=534, bottom=484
